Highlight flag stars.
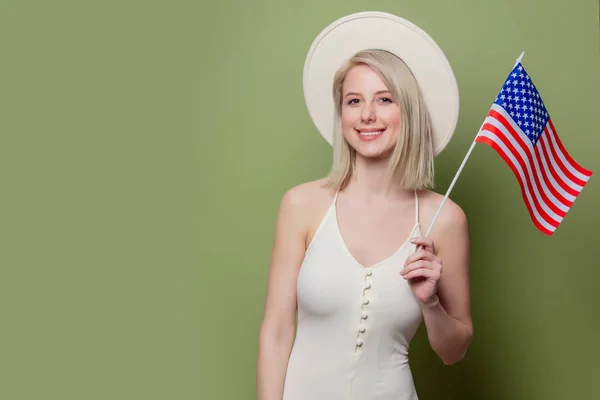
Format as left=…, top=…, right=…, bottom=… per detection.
left=493, top=64, right=550, bottom=146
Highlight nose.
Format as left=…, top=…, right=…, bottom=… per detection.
left=361, top=102, right=376, bottom=123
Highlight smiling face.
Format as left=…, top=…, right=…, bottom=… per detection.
left=340, top=64, right=401, bottom=160
left=328, top=50, right=435, bottom=190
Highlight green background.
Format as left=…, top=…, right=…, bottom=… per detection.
left=2, top=0, right=599, bottom=399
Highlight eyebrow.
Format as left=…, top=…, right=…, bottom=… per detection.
left=344, top=90, right=391, bottom=99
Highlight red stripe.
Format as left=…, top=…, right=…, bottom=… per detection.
left=475, top=135, right=555, bottom=236
left=481, top=123, right=563, bottom=224
left=547, top=119, right=593, bottom=177
left=532, top=141, right=573, bottom=207
left=487, top=111, right=569, bottom=215
left=490, top=110, right=572, bottom=207
left=541, top=126, right=587, bottom=186
left=537, top=132, right=582, bottom=197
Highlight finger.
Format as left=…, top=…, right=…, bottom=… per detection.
left=402, top=267, right=440, bottom=281
left=401, top=260, right=432, bottom=276
left=404, top=249, right=436, bottom=266
left=410, top=236, right=435, bottom=253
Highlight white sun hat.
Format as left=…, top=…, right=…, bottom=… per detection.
left=302, top=11, right=460, bottom=155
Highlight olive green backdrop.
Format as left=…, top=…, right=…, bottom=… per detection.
left=2, top=0, right=599, bottom=399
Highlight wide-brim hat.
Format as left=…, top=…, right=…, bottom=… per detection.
left=302, top=11, right=459, bottom=155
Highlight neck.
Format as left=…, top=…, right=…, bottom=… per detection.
left=345, top=154, right=412, bottom=200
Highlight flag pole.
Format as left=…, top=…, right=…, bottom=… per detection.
left=424, top=135, right=479, bottom=237
left=423, top=51, right=525, bottom=237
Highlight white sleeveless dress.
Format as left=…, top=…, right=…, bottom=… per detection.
left=282, top=191, right=423, bottom=400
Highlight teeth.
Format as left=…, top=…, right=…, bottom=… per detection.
left=359, top=130, right=383, bottom=136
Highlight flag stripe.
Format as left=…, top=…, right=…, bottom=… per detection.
left=476, top=130, right=561, bottom=228
left=482, top=121, right=566, bottom=220
left=547, top=119, right=593, bottom=178
left=532, top=138, right=576, bottom=204
left=475, top=134, right=555, bottom=235
left=535, top=135, right=579, bottom=199
left=486, top=108, right=571, bottom=213
left=541, top=125, right=587, bottom=187
left=538, top=133, right=584, bottom=193
left=489, top=106, right=576, bottom=205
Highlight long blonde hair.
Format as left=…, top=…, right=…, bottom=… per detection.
left=326, top=49, right=434, bottom=191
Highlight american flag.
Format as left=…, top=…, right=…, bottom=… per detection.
left=475, top=62, right=593, bottom=235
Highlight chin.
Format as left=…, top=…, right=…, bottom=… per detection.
left=349, top=140, right=395, bottom=159
left=356, top=148, right=392, bottom=160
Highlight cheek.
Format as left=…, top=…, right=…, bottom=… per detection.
left=341, top=108, right=359, bottom=129
left=382, top=108, right=401, bottom=130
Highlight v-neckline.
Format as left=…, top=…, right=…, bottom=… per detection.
left=332, top=193, right=420, bottom=270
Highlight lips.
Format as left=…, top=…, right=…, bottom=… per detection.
left=356, top=128, right=385, bottom=141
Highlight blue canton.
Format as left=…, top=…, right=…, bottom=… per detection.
left=493, top=62, right=549, bottom=146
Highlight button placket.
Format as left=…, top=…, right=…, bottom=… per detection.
left=356, top=268, right=372, bottom=351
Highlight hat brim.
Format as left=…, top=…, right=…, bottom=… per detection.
left=302, top=11, right=459, bottom=156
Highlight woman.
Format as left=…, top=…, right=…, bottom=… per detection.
left=257, top=12, right=472, bottom=400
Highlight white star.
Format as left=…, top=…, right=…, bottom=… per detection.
left=501, top=94, right=506, bottom=100
left=512, top=73, right=517, bottom=78
left=515, top=104, right=521, bottom=110
left=524, top=121, right=530, bottom=127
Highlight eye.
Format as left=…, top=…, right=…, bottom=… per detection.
left=347, top=98, right=360, bottom=105
left=379, top=97, right=393, bottom=103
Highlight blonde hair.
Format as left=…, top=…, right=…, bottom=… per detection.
left=326, top=49, right=434, bottom=191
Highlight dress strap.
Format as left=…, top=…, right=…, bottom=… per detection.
left=414, top=190, right=419, bottom=226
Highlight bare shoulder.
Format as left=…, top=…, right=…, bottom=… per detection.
left=280, top=178, right=336, bottom=248
left=281, top=178, right=334, bottom=209
left=417, top=189, right=469, bottom=244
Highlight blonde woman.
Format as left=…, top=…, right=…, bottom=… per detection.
left=257, top=12, right=472, bottom=400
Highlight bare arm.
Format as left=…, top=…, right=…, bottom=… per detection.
left=257, top=188, right=308, bottom=399
left=404, top=199, right=473, bottom=365
left=421, top=201, right=472, bottom=365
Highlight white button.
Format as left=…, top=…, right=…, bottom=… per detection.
left=365, top=283, right=372, bottom=289
left=359, top=326, right=366, bottom=333
left=361, top=311, right=368, bottom=319
left=356, top=339, right=363, bottom=346
left=362, top=298, right=370, bottom=305
left=365, top=269, right=373, bottom=276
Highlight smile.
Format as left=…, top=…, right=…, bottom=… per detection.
left=356, top=129, right=385, bottom=140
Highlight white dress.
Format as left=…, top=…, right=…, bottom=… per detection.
left=282, top=191, right=423, bottom=400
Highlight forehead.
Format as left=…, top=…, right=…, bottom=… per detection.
left=343, top=65, right=389, bottom=93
